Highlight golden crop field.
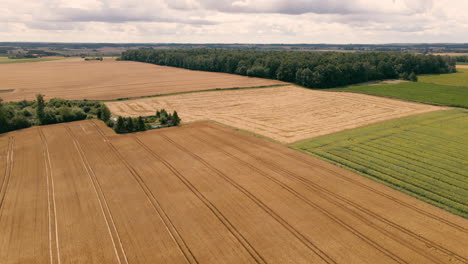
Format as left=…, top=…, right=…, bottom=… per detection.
left=0, top=58, right=285, bottom=102
left=0, top=120, right=466, bottom=263
left=107, top=86, right=444, bottom=143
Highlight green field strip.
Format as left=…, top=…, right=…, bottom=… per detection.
left=372, top=140, right=468, bottom=179
left=300, top=110, right=463, bottom=148
left=330, top=77, right=468, bottom=108
left=351, top=144, right=468, bottom=193
left=293, top=109, right=468, bottom=218
left=307, top=150, right=468, bottom=218
left=327, top=148, right=467, bottom=203
left=378, top=135, right=468, bottom=166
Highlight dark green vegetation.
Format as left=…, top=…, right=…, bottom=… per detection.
left=454, top=55, right=468, bottom=63
left=0, top=95, right=109, bottom=133
left=121, top=49, right=455, bottom=88
left=84, top=57, right=104, bottom=61
left=292, top=109, right=468, bottom=218
left=111, top=109, right=181, bottom=133
left=332, top=68, right=468, bottom=108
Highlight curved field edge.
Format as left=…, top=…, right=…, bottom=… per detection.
left=291, top=109, right=468, bottom=218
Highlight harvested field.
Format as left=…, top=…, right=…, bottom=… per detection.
left=107, top=86, right=444, bottom=143
left=0, top=59, right=285, bottom=102
left=0, top=120, right=466, bottom=263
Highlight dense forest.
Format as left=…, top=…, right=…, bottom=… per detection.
left=121, top=49, right=456, bottom=88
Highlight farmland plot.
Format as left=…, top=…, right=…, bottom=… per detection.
left=0, top=58, right=285, bottom=102
left=293, top=109, right=468, bottom=218
left=107, top=86, right=444, bottom=143
left=0, top=120, right=466, bottom=263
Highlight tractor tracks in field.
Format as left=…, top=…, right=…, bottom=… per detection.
left=201, top=125, right=468, bottom=264
left=208, top=123, right=468, bottom=233
left=0, top=137, right=14, bottom=221
left=181, top=131, right=413, bottom=264
left=158, top=133, right=337, bottom=264
left=132, top=135, right=266, bottom=264
left=90, top=121, right=199, bottom=264
left=64, top=125, right=129, bottom=264
left=38, top=128, right=61, bottom=264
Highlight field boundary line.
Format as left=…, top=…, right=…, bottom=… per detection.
left=64, top=125, right=129, bottom=264
left=199, top=127, right=461, bottom=264
left=91, top=121, right=198, bottom=264
left=132, top=135, right=266, bottom=264
left=159, top=133, right=337, bottom=264
left=101, top=84, right=289, bottom=102
left=208, top=122, right=468, bottom=233
left=38, top=128, right=61, bottom=264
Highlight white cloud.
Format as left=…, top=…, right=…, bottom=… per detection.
left=0, top=0, right=466, bottom=43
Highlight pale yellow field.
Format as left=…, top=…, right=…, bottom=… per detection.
left=106, top=86, right=444, bottom=143
left=0, top=58, right=285, bottom=102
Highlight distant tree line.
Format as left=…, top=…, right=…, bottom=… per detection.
left=454, top=56, right=468, bottom=63
left=84, top=57, right=104, bottom=61
left=121, top=49, right=456, bottom=88
left=0, top=95, right=110, bottom=133
left=110, top=109, right=181, bottom=134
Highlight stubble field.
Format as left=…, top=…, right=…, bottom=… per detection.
left=0, top=120, right=466, bottom=264
left=0, top=58, right=285, bottom=102
left=106, top=86, right=444, bottom=143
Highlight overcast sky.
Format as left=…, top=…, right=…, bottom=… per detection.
left=1, top=0, right=467, bottom=43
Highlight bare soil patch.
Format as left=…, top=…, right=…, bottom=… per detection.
left=0, top=120, right=465, bottom=263
left=0, top=59, right=285, bottom=102
left=107, top=86, right=444, bottom=143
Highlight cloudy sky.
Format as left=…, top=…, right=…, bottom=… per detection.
left=1, top=0, right=467, bottom=43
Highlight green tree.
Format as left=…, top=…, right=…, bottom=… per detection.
left=409, top=72, right=418, bottom=82
left=115, top=116, right=125, bottom=133
left=36, top=94, right=45, bottom=124
left=100, top=104, right=111, bottom=122
left=137, top=116, right=146, bottom=131
left=172, top=111, right=181, bottom=126
left=0, top=98, right=10, bottom=133
left=10, top=115, right=30, bottom=130
left=126, top=117, right=134, bottom=132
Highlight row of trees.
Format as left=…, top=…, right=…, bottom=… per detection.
left=111, top=109, right=181, bottom=133
left=0, top=94, right=110, bottom=134
left=121, top=49, right=456, bottom=88
left=454, top=56, right=468, bottom=63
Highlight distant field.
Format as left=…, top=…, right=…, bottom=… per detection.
left=0, top=56, right=65, bottom=64
left=331, top=68, right=468, bottom=108
left=292, top=109, right=468, bottom=218
left=0, top=58, right=285, bottom=102
left=0, top=120, right=466, bottom=263
left=107, top=86, right=443, bottom=143
left=457, top=62, right=468, bottom=65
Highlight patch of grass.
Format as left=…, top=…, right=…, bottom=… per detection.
left=331, top=82, right=468, bottom=108
left=0, top=57, right=66, bottom=64
left=328, top=69, right=468, bottom=108
left=291, top=109, right=468, bottom=218
left=418, top=69, right=468, bottom=87
left=457, top=62, right=468, bottom=65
